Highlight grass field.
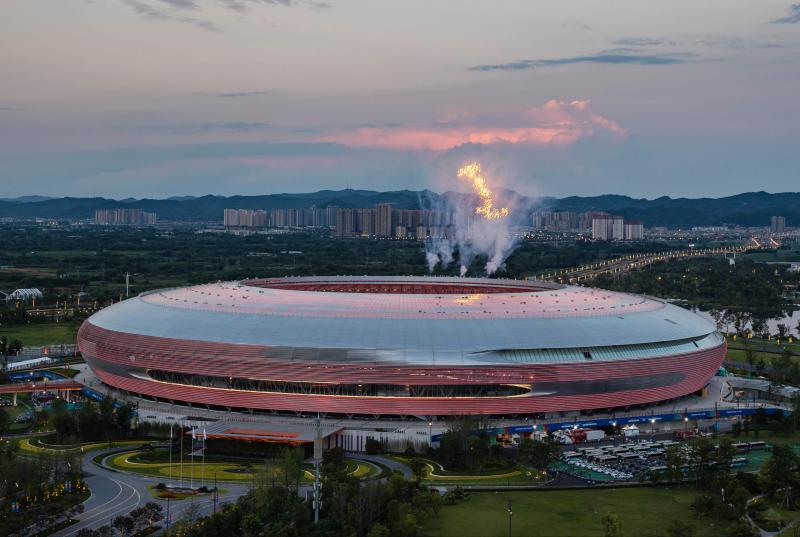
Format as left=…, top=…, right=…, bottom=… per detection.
left=726, top=347, right=800, bottom=369
left=46, top=367, right=80, bottom=378
left=0, top=322, right=78, bottom=346
left=422, top=488, right=721, bottom=537
left=106, top=449, right=375, bottom=482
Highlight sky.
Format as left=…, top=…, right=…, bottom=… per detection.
left=0, top=0, right=799, bottom=199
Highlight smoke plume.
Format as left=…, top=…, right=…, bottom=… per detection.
left=424, top=161, right=526, bottom=276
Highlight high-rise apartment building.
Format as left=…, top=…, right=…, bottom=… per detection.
left=95, top=208, right=157, bottom=226
left=376, top=203, right=393, bottom=237
left=771, top=216, right=786, bottom=233
left=592, top=215, right=624, bottom=240
left=624, top=221, right=644, bottom=241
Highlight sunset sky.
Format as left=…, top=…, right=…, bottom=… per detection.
left=1, top=0, right=798, bottom=198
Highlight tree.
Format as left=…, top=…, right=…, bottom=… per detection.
left=793, top=392, right=800, bottom=431
left=52, top=398, right=76, bottom=443
left=365, top=437, right=383, bottom=454
left=778, top=323, right=789, bottom=340
left=744, top=347, right=756, bottom=373
left=0, top=409, right=8, bottom=438
left=731, top=421, right=742, bottom=438
left=408, top=457, right=427, bottom=484
left=726, top=520, right=758, bottom=537
left=601, top=512, right=623, bottom=537
left=518, top=438, right=559, bottom=471
left=367, top=522, right=391, bottom=537
left=0, top=336, right=22, bottom=381
left=277, top=445, right=304, bottom=492
left=773, top=348, right=794, bottom=385
left=97, top=396, right=118, bottom=442
left=112, top=515, right=134, bottom=537
left=752, top=317, right=767, bottom=339
left=115, top=403, right=135, bottom=434
left=760, top=444, right=800, bottom=508
left=667, top=519, right=697, bottom=537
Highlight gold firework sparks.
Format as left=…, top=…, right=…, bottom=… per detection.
left=457, top=161, right=510, bottom=220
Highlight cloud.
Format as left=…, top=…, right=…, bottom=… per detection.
left=692, top=37, right=782, bottom=50
left=138, top=121, right=273, bottom=134
left=772, top=4, right=800, bottom=23
left=158, top=0, right=200, bottom=8
left=123, top=0, right=218, bottom=31
left=317, top=100, right=625, bottom=151
left=612, top=38, right=677, bottom=48
left=215, top=90, right=272, bottom=98
left=122, top=0, right=328, bottom=30
left=470, top=53, right=693, bottom=72
left=0, top=107, right=19, bottom=112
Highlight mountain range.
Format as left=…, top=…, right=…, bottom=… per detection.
left=0, top=190, right=797, bottom=229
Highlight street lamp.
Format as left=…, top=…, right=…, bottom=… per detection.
left=507, top=499, right=513, bottom=537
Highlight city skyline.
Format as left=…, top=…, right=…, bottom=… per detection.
left=2, top=1, right=799, bottom=199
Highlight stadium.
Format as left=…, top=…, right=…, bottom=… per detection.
left=77, top=276, right=726, bottom=419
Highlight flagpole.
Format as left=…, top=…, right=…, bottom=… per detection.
left=179, top=422, right=184, bottom=489
left=202, top=428, right=207, bottom=489
left=190, top=426, right=195, bottom=490
left=169, top=424, right=173, bottom=487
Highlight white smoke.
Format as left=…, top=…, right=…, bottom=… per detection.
left=423, top=163, right=527, bottom=276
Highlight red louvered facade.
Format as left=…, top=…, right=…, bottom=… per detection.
left=78, top=322, right=725, bottom=417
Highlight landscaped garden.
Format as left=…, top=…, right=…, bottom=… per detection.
left=104, top=448, right=379, bottom=483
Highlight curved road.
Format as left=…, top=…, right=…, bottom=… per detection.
left=51, top=448, right=249, bottom=536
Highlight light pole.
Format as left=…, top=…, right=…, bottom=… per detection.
left=427, top=421, right=433, bottom=446
left=507, top=499, right=513, bottom=537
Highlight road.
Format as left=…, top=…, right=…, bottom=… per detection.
left=50, top=448, right=250, bottom=536
left=540, top=245, right=750, bottom=285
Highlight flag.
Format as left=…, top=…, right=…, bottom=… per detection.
left=203, top=428, right=207, bottom=441
left=191, top=427, right=196, bottom=440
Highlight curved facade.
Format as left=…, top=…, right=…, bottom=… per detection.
left=78, top=276, right=725, bottom=417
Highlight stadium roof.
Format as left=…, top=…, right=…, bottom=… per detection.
left=85, top=276, right=718, bottom=366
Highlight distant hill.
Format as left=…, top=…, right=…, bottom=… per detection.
left=0, top=190, right=797, bottom=228
left=0, top=195, right=53, bottom=203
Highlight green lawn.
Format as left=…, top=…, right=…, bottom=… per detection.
left=423, top=488, right=723, bottom=537
left=0, top=322, right=78, bottom=346
left=47, top=367, right=80, bottom=378
left=106, top=449, right=376, bottom=483
left=726, top=348, right=800, bottom=369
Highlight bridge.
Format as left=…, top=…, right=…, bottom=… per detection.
left=536, top=245, right=753, bottom=285
left=0, top=379, right=83, bottom=405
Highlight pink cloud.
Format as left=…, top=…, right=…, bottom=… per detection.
left=318, top=100, right=625, bottom=151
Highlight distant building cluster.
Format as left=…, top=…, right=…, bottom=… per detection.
left=771, top=215, right=786, bottom=234
left=95, top=208, right=157, bottom=226
left=592, top=215, right=643, bottom=241
left=224, top=204, right=453, bottom=239
left=531, top=211, right=643, bottom=241
left=335, top=204, right=452, bottom=239
left=223, top=207, right=338, bottom=229
left=531, top=211, right=607, bottom=233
